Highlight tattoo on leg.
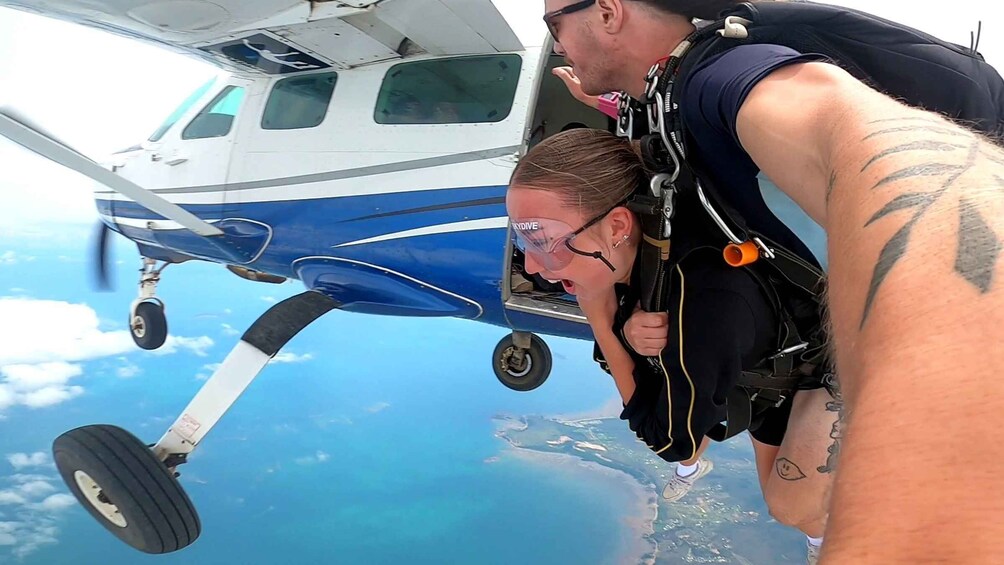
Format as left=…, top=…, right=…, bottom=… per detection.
left=857, top=123, right=1004, bottom=328
left=817, top=374, right=844, bottom=474
left=775, top=457, right=808, bottom=481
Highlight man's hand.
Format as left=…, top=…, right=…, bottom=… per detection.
left=553, top=67, right=601, bottom=110
left=623, top=305, right=669, bottom=356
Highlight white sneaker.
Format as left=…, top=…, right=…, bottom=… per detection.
left=806, top=540, right=822, bottom=565
left=661, top=457, right=713, bottom=502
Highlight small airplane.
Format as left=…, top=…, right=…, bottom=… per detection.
left=0, top=0, right=609, bottom=554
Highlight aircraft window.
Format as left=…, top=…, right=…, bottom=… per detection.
left=374, top=55, right=523, bottom=125
left=148, top=78, right=216, bottom=142
left=182, top=85, right=246, bottom=140
left=261, top=72, right=338, bottom=130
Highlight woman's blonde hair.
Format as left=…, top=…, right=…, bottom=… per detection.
left=509, top=129, right=648, bottom=217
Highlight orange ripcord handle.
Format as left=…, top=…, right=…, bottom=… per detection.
left=723, top=241, right=760, bottom=267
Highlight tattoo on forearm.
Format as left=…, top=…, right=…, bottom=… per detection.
left=775, top=457, right=807, bottom=481
left=855, top=120, right=1003, bottom=328
left=817, top=374, right=844, bottom=475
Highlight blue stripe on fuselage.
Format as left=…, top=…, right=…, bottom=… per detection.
left=96, top=185, right=512, bottom=325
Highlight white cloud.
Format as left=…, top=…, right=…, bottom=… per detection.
left=27, top=494, right=75, bottom=512
left=116, top=360, right=141, bottom=378
left=154, top=335, right=214, bottom=357
left=194, top=362, right=221, bottom=381
left=8, top=475, right=54, bottom=484
left=0, top=492, right=26, bottom=506
left=0, top=388, right=13, bottom=412
left=0, top=251, right=15, bottom=265
left=16, top=482, right=55, bottom=499
left=220, top=323, right=239, bottom=336
left=0, top=466, right=74, bottom=559
left=294, top=450, right=331, bottom=465
left=1, top=363, right=85, bottom=410
left=260, top=296, right=277, bottom=304
left=271, top=352, right=313, bottom=364
left=0, top=299, right=214, bottom=414
left=1, top=363, right=81, bottom=392
left=365, top=402, right=391, bottom=414
left=5, top=453, right=48, bottom=471
left=20, top=386, right=84, bottom=409
left=0, top=298, right=134, bottom=366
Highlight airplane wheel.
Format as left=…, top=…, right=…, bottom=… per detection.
left=492, top=333, right=551, bottom=392
left=52, top=425, right=200, bottom=554
left=131, top=301, right=167, bottom=350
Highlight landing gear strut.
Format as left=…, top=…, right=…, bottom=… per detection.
left=53, top=290, right=340, bottom=554
left=492, top=331, right=552, bottom=392
left=129, top=258, right=167, bottom=350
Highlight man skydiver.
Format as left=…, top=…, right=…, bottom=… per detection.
left=541, top=0, right=1004, bottom=561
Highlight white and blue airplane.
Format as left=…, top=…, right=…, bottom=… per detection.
left=0, top=0, right=610, bottom=554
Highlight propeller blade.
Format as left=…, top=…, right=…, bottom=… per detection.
left=92, top=222, right=113, bottom=292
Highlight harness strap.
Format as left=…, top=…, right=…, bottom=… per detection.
left=737, top=370, right=804, bottom=391
left=708, top=386, right=789, bottom=442
left=707, top=387, right=753, bottom=441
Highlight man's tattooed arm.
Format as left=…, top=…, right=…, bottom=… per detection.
left=830, top=119, right=1004, bottom=329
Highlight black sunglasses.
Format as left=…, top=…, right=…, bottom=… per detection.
left=542, top=0, right=597, bottom=42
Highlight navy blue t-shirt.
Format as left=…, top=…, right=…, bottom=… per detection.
left=678, top=43, right=830, bottom=267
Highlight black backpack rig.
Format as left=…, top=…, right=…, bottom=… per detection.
left=618, top=0, right=1004, bottom=441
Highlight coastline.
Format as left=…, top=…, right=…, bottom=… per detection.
left=494, top=416, right=660, bottom=565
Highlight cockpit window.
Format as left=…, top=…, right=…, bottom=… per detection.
left=148, top=78, right=216, bottom=142
left=374, top=55, right=522, bottom=125
left=182, top=85, right=246, bottom=140
left=261, top=72, right=338, bottom=130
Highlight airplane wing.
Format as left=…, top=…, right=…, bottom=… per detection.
left=0, top=109, right=224, bottom=237
left=0, top=0, right=526, bottom=74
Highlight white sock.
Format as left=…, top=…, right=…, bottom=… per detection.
left=676, top=461, right=699, bottom=477
left=806, top=535, right=824, bottom=548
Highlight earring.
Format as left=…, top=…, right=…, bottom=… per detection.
left=612, top=235, right=629, bottom=249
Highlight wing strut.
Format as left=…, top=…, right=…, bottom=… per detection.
left=0, top=110, right=224, bottom=237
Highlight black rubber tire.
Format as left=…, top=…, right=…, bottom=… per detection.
left=52, top=425, right=201, bottom=554
left=492, top=333, right=552, bottom=392
left=131, top=302, right=168, bottom=350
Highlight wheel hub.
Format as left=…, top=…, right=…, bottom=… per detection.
left=74, top=470, right=128, bottom=528
left=502, top=347, right=533, bottom=378
left=132, top=316, right=146, bottom=338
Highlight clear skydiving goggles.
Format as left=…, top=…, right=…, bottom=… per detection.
left=510, top=199, right=627, bottom=273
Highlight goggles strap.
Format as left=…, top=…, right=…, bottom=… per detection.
left=566, top=242, right=616, bottom=272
